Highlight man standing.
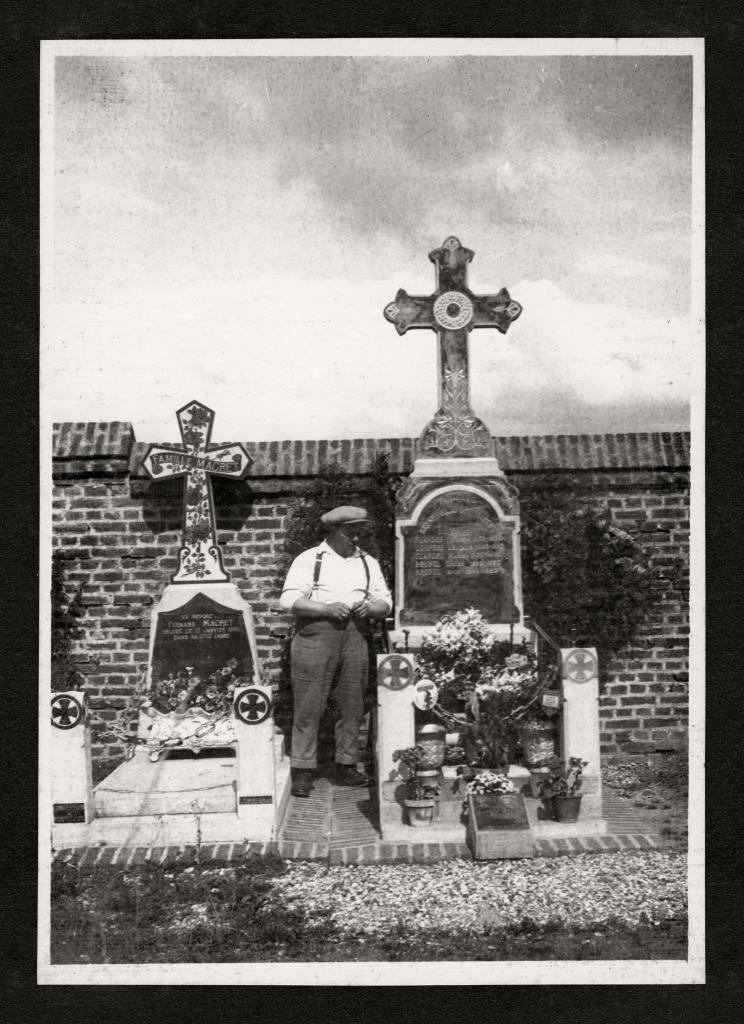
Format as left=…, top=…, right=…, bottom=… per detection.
left=279, top=506, right=392, bottom=797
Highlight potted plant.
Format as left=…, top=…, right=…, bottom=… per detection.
left=392, top=745, right=441, bottom=827
left=538, top=756, right=589, bottom=822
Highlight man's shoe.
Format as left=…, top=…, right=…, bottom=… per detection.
left=291, top=771, right=313, bottom=798
left=335, top=764, right=370, bottom=787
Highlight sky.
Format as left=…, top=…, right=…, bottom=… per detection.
left=43, top=41, right=702, bottom=444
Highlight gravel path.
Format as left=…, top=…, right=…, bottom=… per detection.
left=268, top=851, right=687, bottom=934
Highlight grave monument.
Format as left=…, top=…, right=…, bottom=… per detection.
left=383, top=235, right=525, bottom=640
left=377, top=237, right=606, bottom=852
left=51, top=401, right=290, bottom=849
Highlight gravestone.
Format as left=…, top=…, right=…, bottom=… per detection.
left=135, top=400, right=262, bottom=766
left=52, top=401, right=288, bottom=849
left=377, top=237, right=531, bottom=842
left=383, top=236, right=526, bottom=641
left=466, top=791, right=534, bottom=859
left=400, top=487, right=518, bottom=626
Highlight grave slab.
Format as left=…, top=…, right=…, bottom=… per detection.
left=465, top=792, right=534, bottom=859
left=94, top=747, right=237, bottom=818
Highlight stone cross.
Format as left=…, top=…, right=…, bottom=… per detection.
left=384, top=236, right=522, bottom=458
left=142, top=400, right=251, bottom=583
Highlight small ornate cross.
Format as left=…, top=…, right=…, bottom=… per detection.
left=142, top=400, right=251, bottom=583
left=384, top=236, right=522, bottom=458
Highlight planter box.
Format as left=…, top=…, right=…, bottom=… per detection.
left=465, top=792, right=534, bottom=860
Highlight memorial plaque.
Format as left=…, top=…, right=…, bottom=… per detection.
left=470, top=792, right=529, bottom=831
left=401, top=490, right=517, bottom=625
left=53, top=802, right=86, bottom=824
left=151, top=591, right=253, bottom=682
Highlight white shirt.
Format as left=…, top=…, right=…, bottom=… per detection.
left=279, top=540, right=392, bottom=614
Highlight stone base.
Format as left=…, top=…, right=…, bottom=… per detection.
left=51, top=733, right=291, bottom=850
left=52, top=809, right=263, bottom=848
left=410, top=457, right=504, bottom=478
left=379, top=764, right=607, bottom=849
left=466, top=819, right=534, bottom=860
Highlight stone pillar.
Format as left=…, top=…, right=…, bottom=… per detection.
left=560, top=647, right=604, bottom=821
left=233, top=684, right=276, bottom=840
left=376, top=653, right=416, bottom=836
left=51, top=690, right=94, bottom=844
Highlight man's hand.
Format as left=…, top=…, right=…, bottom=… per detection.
left=351, top=598, right=388, bottom=621
left=351, top=597, right=371, bottom=619
left=325, top=601, right=352, bottom=622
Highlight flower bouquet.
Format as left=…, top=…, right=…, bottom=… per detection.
left=416, top=609, right=558, bottom=771
left=141, top=657, right=249, bottom=759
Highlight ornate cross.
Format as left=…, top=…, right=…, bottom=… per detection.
left=142, top=400, right=251, bottom=583
left=384, top=235, right=522, bottom=458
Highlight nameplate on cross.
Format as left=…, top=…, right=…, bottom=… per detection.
left=142, top=400, right=251, bottom=583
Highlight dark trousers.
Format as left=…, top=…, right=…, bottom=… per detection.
left=290, top=618, right=369, bottom=770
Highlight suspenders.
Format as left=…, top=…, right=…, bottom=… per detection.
left=310, top=549, right=370, bottom=600
left=310, top=550, right=324, bottom=595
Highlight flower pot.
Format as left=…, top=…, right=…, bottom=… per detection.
left=404, top=798, right=436, bottom=827
left=550, top=794, right=583, bottom=823
left=519, top=723, right=556, bottom=768
left=415, top=724, right=446, bottom=769
left=415, top=768, right=443, bottom=792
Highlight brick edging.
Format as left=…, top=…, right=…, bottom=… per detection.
left=53, top=833, right=673, bottom=868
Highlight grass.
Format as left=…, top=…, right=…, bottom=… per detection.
left=602, top=749, right=688, bottom=844
left=56, top=750, right=689, bottom=964
left=50, top=855, right=687, bottom=964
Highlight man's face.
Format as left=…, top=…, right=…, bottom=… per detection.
left=328, top=522, right=371, bottom=557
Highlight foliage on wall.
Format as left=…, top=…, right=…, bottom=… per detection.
left=519, top=477, right=658, bottom=666
left=281, top=453, right=398, bottom=584
left=51, top=550, right=84, bottom=692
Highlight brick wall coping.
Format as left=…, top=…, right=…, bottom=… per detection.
left=53, top=423, right=690, bottom=477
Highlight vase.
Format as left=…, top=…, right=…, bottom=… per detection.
left=404, top=798, right=436, bottom=827
left=415, top=724, right=446, bottom=769
left=550, top=794, right=582, bottom=823
left=519, top=722, right=556, bottom=768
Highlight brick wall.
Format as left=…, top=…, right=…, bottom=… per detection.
left=51, top=425, right=690, bottom=763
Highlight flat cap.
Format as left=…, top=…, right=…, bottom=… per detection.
left=320, top=505, right=370, bottom=529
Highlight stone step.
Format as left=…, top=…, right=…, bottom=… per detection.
left=95, top=751, right=237, bottom=817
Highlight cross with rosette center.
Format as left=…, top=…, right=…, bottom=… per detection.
left=142, top=400, right=251, bottom=583
left=383, top=236, right=522, bottom=459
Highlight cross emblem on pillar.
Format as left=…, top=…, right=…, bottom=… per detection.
left=235, top=688, right=271, bottom=725
left=563, top=648, right=598, bottom=683
left=142, top=400, right=251, bottom=583
left=51, top=693, right=84, bottom=729
left=384, top=236, right=522, bottom=458
left=377, top=654, right=414, bottom=691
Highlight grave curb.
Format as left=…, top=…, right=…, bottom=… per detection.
left=52, top=832, right=673, bottom=869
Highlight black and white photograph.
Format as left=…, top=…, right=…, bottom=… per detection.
left=39, top=38, right=704, bottom=984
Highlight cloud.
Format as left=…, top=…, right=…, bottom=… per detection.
left=470, top=278, right=693, bottom=422
left=577, top=254, right=669, bottom=280
left=48, top=54, right=695, bottom=441
left=46, top=271, right=692, bottom=443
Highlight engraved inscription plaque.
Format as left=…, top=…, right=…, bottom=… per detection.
left=401, top=490, right=517, bottom=625
left=151, top=591, right=253, bottom=682
left=471, top=792, right=529, bottom=831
